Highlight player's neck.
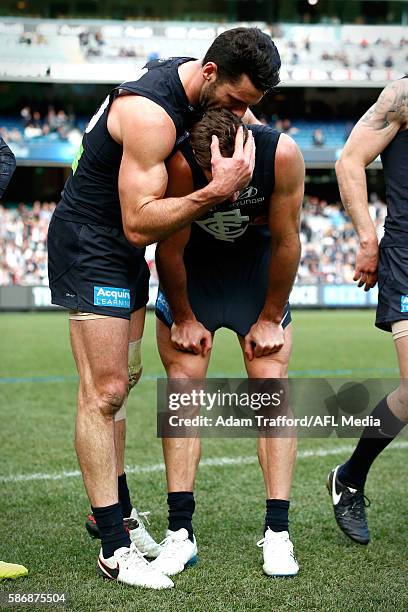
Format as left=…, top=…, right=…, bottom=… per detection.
left=178, top=59, right=204, bottom=106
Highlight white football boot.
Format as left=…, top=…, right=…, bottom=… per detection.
left=125, top=508, right=162, bottom=558
left=257, top=529, right=299, bottom=577
left=97, top=542, right=174, bottom=589
left=150, top=528, right=198, bottom=576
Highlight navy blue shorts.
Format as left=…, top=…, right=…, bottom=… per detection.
left=155, top=247, right=291, bottom=336
left=47, top=215, right=149, bottom=319
left=376, top=245, right=408, bottom=332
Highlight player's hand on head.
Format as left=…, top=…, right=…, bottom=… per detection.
left=210, top=128, right=255, bottom=201
left=244, top=320, right=285, bottom=361
left=354, top=242, right=379, bottom=291
left=171, top=320, right=212, bottom=356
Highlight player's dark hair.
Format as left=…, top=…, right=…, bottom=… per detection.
left=203, top=27, right=281, bottom=93
left=189, top=109, right=248, bottom=171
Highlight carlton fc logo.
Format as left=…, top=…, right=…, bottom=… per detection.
left=196, top=209, right=250, bottom=242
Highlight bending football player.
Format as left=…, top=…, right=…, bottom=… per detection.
left=154, top=109, right=304, bottom=577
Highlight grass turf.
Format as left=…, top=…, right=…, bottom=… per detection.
left=0, top=310, right=406, bottom=612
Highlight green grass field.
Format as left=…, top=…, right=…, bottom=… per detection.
left=0, top=310, right=407, bottom=612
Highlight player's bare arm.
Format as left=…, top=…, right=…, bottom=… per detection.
left=109, top=96, right=255, bottom=247
left=244, top=134, right=304, bottom=360
left=155, top=153, right=212, bottom=356
left=336, top=78, right=408, bottom=290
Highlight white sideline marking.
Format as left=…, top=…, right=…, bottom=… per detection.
left=1, top=441, right=407, bottom=484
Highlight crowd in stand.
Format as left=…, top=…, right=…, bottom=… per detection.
left=0, top=112, right=346, bottom=152
left=78, top=27, right=148, bottom=60
left=299, top=194, right=386, bottom=284
left=0, top=201, right=55, bottom=285
left=0, top=106, right=82, bottom=147
left=0, top=196, right=387, bottom=288
left=273, top=32, right=408, bottom=71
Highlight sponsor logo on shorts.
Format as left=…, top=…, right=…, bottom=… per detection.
left=401, top=295, right=408, bottom=313
left=156, top=291, right=173, bottom=325
left=93, top=286, right=130, bottom=309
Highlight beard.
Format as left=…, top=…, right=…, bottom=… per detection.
left=199, top=80, right=221, bottom=111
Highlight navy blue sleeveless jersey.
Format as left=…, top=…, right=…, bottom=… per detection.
left=380, top=77, right=408, bottom=247
left=54, top=57, right=200, bottom=228
left=181, top=124, right=280, bottom=260
left=155, top=124, right=291, bottom=336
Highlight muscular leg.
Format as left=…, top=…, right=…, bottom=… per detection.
left=328, top=326, right=408, bottom=546
left=70, top=317, right=129, bottom=507
left=147, top=320, right=209, bottom=574
left=386, top=334, right=408, bottom=422
left=238, top=324, right=296, bottom=505
left=239, top=324, right=298, bottom=577
left=339, top=329, right=408, bottom=490
left=157, top=318, right=211, bottom=493
left=114, top=307, right=146, bottom=477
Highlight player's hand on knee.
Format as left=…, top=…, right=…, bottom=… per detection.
left=171, top=320, right=212, bottom=356
left=244, top=321, right=285, bottom=361
left=210, top=128, right=255, bottom=201
left=354, top=242, right=378, bottom=291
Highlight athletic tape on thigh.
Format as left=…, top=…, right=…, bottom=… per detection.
left=68, top=310, right=111, bottom=321
left=392, top=320, right=408, bottom=341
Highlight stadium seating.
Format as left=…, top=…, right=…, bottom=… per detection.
left=0, top=18, right=406, bottom=83
left=0, top=114, right=352, bottom=165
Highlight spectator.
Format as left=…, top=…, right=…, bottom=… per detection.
left=366, top=55, right=377, bottom=68
left=313, top=128, right=325, bottom=147
left=20, top=106, right=32, bottom=126
left=384, top=55, right=394, bottom=68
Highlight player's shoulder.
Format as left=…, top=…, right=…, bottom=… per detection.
left=109, top=94, right=176, bottom=152
left=388, top=76, right=408, bottom=127
left=276, top=133, right=300, bottom=158
left=275, top=132, right=302, bottom=163
left=112, top=94, right=173, bottom=124
left=374, top=76, right=408, bottom=128
left=379, top=76, right=408, bottom=106
left=274, top=133, right=305, bottom=187
left=248, top=124, right=281, bottom=165
left=384, top=75, right=408, bottom=93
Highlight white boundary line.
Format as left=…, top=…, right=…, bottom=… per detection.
left=1, top=441, right=407, bottom=484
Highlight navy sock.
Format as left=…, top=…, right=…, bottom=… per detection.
left=118, top=473, right=133, bottom=518
left=264, top=499, right=290, bottom=534
left=167, top=492, right=195, bottom=541
left=92, top=502, right=131, bottom=558
left=338, top=396, right=406, bottom=490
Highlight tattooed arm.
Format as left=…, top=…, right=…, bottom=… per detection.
left=335, top=79, right=408, bottom=290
